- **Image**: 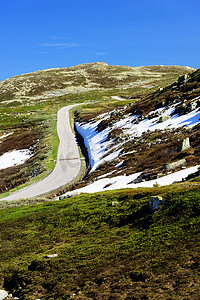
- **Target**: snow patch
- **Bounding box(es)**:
[0,132,14,140]
[115,160,124,168]
[76,121,120,172]
[63,165,199,196]
[119,107,200,137]
[0,149,33,170]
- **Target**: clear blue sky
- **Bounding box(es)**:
[0,0,199,81]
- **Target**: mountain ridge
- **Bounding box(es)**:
[0,63,194,102]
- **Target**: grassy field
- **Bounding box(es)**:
[0,182,199,299]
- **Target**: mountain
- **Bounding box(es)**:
[0,62,193,102]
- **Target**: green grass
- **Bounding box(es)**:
[0,184,199,299]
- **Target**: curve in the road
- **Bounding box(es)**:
[1,105,82,201]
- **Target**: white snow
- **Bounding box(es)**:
[0,149,33,170]
[97,171,116,179]
[75,121,118,172]
[115,160,124,168]
[118,106,200,137]
[62,165,199,196]
[111,96,125,101]
[0,132,14,140]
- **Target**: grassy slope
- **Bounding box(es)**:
[0,63,193,102]
[0,182,199,299]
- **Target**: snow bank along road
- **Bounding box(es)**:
[1,105,81,201]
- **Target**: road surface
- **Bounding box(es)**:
[1,105,82,201]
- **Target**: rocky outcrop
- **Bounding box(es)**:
[180,137,190,151]
[164,159,186,170]
[149,196,164,211]
[158,115,170,123]
[174,99,200,116]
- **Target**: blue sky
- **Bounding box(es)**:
[0,0,200,81]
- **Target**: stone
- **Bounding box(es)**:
[158,115,170,123]
[112,201,119,206]
[165,159,186,170]
[149,196,164,211]
[181,137,190,151]
[0,290,8,300]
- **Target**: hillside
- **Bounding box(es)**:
[0,62,193,102]
[0,184,199,299]
[0,63,195,198]
[0,63,199,299]
[59,68,200,197]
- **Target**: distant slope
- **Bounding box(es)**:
[0,62,194,102]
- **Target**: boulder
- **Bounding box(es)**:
[149,196,164,211]
[112,201,119,206]
[158,115,170,123]
[165,159,186,170]
[180,137,190,151]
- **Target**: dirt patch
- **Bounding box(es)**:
[0,128,39,156]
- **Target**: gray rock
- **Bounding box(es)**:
[0,290,8,300]
[165,159,186,170]
[149,196,164,211]
[181,137,190,151]
[112,201,119,206]
[158,115,170,123]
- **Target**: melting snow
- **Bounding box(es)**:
[76,121,119,172]
[75,101,199,173]
[62,165,199,196]
[0,149,33,170]
[0,132,14,140]
[115,160,124,168]
[119,106,200,137]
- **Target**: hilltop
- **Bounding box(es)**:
[0,62,193,102]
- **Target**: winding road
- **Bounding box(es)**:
[1,105,82,201]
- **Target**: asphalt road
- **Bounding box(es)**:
[1,105,82,201]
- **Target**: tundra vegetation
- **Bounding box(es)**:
[0,63,199,299]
